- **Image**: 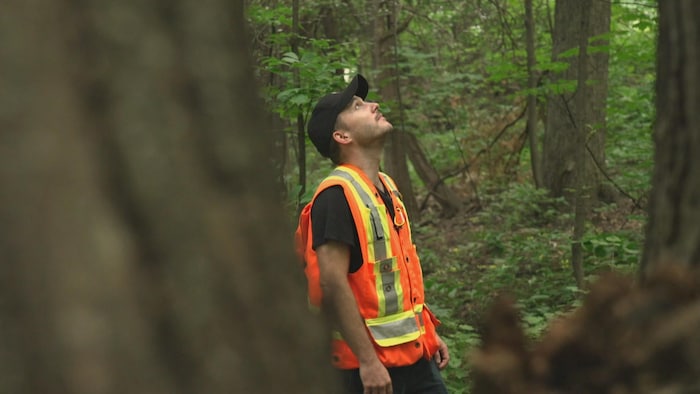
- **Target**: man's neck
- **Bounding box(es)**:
[342,151,383,189]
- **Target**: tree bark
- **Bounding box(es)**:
[543,0,610,205]
[570,0,592,290]
[371,0,420,219]
[0,1,336,393]
[641,1,700,277]
[371,0,459,219]
[524,0,543,188]
[404,133,461,217]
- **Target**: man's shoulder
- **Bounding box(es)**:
[314,184,345,201]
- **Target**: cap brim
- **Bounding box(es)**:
[337,74,369,111]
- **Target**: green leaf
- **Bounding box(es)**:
[557,46,579,59]
[289,94,310,106]
[281,51,299,64]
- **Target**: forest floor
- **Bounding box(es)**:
[413,194,647,335]
[411,194,648,391]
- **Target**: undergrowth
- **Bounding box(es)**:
[416,183,645,393]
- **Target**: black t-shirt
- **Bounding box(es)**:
[311,185,395,273]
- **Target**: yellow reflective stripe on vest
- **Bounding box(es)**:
[414,304,426,333]
[330,167,403,316]
[379,172,400,198]
[366,309,421,347]
[333,305,427,347]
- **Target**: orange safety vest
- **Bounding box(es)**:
[295,164,441,369]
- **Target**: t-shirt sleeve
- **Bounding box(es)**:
[311,186,357,250]
[311,185,363,273]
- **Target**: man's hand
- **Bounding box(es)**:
[359,359,392,394]
[433,335,450,370]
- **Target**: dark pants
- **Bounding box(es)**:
[340,358,448,394]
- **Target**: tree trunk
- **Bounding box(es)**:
[543,0,610,205]
[570,0,592,290]
[370,0,459,219]
[524,0,543,188]
[371,0,420,219]
[247,0,288,199]
[640,1,700,278]
[404,133,461,217]
[0,1,336,393]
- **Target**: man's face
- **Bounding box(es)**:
[336,96,393,145]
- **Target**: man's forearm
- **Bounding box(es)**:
[323,278,381,366]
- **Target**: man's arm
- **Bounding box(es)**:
[316,240,392,393]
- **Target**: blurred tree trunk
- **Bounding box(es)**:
[0,1,335,393]
[641,1,700,278]
[542,0,611,205]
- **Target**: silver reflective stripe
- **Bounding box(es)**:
[331,169,387,260]
[378,258,400,315]
[368,315,420,340]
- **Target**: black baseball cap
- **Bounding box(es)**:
[307,74,369,158]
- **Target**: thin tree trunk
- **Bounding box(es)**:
[0,1,335,393]
[571,0,592,290]
[525,0,543,188]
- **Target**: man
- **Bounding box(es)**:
[296,74,449,394]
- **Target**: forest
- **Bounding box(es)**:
[246,0,658,391]
[0,0,699,393]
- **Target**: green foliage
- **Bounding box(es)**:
[582,230,641,273]
[262,41,355,121]
[248,2,359,202]
[606,2,656,198]
[425,293,480,394]
[422,181,643,391]
[248,3,356,123]
[246,3,293,32]
[248,1,656,392]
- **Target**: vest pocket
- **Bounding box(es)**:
[365,310,421,347]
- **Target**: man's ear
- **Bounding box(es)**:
[332,130,351,146]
